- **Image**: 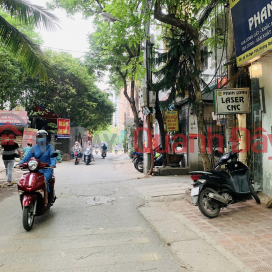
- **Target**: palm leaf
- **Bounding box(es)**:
[0,15,54,80]
[0,0,59,30]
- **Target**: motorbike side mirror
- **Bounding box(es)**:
[50,152,58,158]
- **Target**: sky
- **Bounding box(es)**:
[31,0,108,90]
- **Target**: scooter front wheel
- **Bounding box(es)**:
[23,205,35,231]
[250,185,261,204]
[198,188,221,219]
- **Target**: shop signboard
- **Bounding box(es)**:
[231,0,272,66]
[0,110,27,126]
[165,111,179,131]
[57,118,70,138]
[214,88,251,114]
[22,128,38,148]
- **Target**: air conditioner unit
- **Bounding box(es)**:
[138,87,148,107]
[149,91,156,107]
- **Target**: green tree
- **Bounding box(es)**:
[0,10,45,109]
[0,0,58,80]
[27,51,115,132]
[48,0,148,130]
[0,47,114,132]
[153,0,223,171]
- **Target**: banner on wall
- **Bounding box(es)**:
[57,118,70,138]
[231,0,272,66]
[165,111,179,131]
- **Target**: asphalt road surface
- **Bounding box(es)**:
[0,153,185,272]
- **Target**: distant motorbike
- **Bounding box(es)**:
[133,152,163,173]
[190,150,260,219]
[17,153,58,231]
[95,148,99,154]
[84,147,92,165]
[74,151,80,165]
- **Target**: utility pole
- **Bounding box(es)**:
[226,7,236,153]
[143,0,152,175]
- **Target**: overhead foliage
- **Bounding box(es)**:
[0,48,114,132]
[0,0,59,80]
[48,0,149,128]
[153,30,200,109]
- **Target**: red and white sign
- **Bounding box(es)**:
[0,110,27,125]
[217,78,228,88]
[57,118,70,138]
[22,128,38,148]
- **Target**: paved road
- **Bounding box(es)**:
[0,153,185,272]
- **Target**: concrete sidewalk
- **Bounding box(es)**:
[137,178,272,272]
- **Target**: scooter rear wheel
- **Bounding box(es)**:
[198,188,221,218]
[136,161,144,173]
[23,205,34,231]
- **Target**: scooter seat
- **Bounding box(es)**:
[210,171,230,179]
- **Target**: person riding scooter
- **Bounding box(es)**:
[16,130,56,207]
[101,143,107,157]
[71,142,82,159]
[84,141,95,162]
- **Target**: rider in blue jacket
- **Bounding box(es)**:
[18,130,56,192]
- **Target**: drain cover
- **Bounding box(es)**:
[83,196,114,206]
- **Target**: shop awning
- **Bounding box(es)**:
[32,104,67,124]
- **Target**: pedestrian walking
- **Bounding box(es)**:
[115,144,118,155]
[1,132,22,186]
[23,142,31,157]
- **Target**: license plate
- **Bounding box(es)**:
[191,187,200,196]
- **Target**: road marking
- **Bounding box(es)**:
[1,253,162,271]
[0,227,144,241]
[0,237,150,254]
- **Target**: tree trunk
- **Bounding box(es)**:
[129,80,140,129]
[154,0,211,170]
[193,38,211,171]
[129,80,143,150]
[155,91,167,166]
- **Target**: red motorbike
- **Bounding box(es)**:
[17,153,58,231]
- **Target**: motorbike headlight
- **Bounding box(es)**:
[28,161,38,171]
